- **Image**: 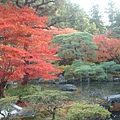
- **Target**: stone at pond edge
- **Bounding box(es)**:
[59,84,78,91]
[104,94,120,103]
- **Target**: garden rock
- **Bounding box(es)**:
[17,109,34,116]
[59,74,66,83]
[104,94,120,103]
[0,110,8,119]
[10,104,35,117]
[59,84,78,91]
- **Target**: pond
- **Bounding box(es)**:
[79,81,120,98]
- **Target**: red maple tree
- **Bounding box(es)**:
[0,4,61,97]
[93,35,120,63]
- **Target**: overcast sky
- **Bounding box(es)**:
[70,0,120,12]
[70,0,120,25]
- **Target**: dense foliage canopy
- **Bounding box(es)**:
[52,32,97,65]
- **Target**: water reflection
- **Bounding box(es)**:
[78,82,120,98]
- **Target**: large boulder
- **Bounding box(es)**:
[104,94,120,103]
[59,84,78,91]
[0,110,8,119]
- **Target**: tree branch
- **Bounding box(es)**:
[15,0,55,8]
[48,9,78,27]
[24,0,38,6]
[34,0,55,12]
[16,0,22,8]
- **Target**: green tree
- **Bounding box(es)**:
[64,60,107,81]
[105,0,117,25]
[110,11,120,38]
[48,1,99,34]
[100,61,120,77]
[105,0,120,38]
[111,26,120,38]
[86,22,99,34]
[48,2,88,29]
[52,32,97,65]
[89,4,106,34]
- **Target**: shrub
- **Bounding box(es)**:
[6,85,41,97]
[59,102,110,120]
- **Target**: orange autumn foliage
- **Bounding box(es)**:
[93,35,120,63]
[0,4,61,84]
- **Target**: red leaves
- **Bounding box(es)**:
[93,35,120,63]
[0,4,61,83]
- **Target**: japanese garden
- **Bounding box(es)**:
[0,0,120,120]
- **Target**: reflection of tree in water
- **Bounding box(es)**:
[76,82,120,100]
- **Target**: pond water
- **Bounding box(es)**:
[78,81,120,98]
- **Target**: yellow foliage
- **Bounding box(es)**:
[74,88,81,95]
[69,68,74,72]
[58,65,69,71]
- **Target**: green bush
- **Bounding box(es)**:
[63,102,110,120]
[5,85,71,104]
[6,85,41,97]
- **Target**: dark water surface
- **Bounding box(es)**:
[78,81,120,96]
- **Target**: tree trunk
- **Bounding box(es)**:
[0,81,7,98]
[52,108,56,120]
[22,72,29,85]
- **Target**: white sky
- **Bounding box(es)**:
[70,0,120,24]
[70,0,120,12]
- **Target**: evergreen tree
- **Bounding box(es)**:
[105,0,117,26]
[89,4,106,34]
[64,60,107,81]
[52,32,97,65]
[105,0,120,38]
